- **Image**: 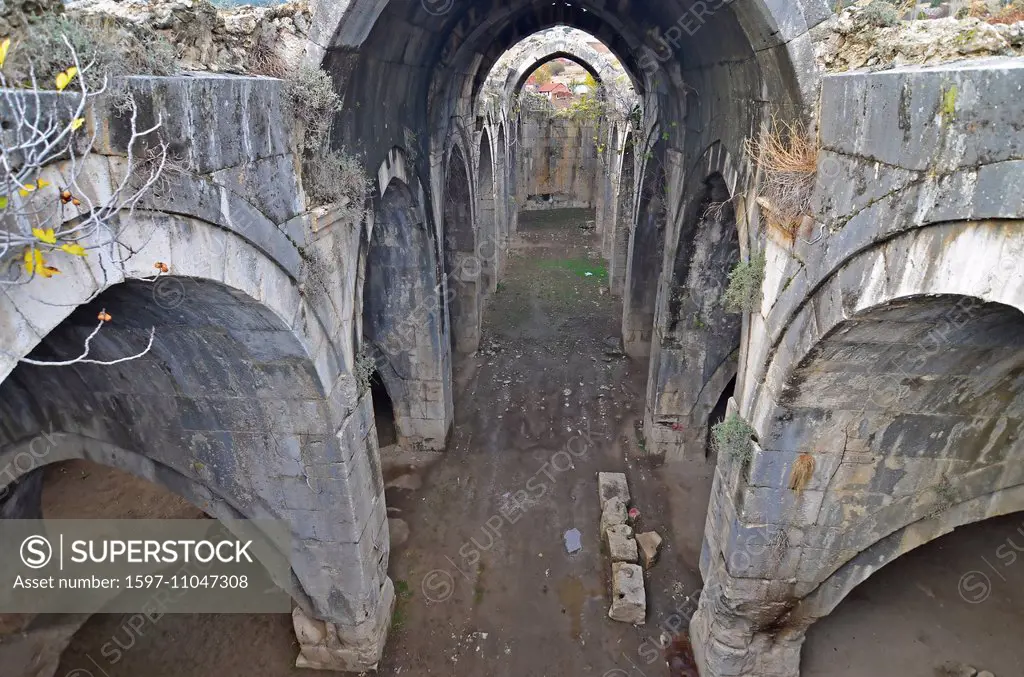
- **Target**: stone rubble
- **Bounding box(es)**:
[604,523,638,563]
[635,531,662,569]
[813,2,1024,72]
[64,0,312,74]
[597,471,630,504]
[599,495,627,534]
[598,472,648,624]
[608,562,646,624]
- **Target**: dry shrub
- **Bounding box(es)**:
[788,453,816,494]
[987,3,1024,23]
[745,116,818,234]
[304,148,371,216]
[283,65,341,152]
[5,14,177,88]
[250,39,287,78]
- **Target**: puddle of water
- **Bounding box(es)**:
[557,575,587,640]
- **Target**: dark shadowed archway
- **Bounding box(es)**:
[622,138,667,359]
[364,177,452,449]
[644,172,741,459]
[443,144,481,356]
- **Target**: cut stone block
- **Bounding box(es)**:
[605,523,637,563]
[598,472,630,505]
[635,531,663,569]
[600,496,627,534]
[608,562,645,624]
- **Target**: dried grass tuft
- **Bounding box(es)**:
[745,116,818,236]
[788,453,816,494]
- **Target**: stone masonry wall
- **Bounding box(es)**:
[693,58,1024,677]
[517,110,602,211]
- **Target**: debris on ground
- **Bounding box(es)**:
[605,523,638,563]
[635,531,663,569]
[608,562,646,624]
[564,528,583,554]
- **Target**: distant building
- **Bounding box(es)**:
[538,82,573,107]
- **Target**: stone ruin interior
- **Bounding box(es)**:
[1,0,1023,676]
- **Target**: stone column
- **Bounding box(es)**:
[290,393,397,671]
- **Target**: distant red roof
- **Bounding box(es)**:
[538,82,571,94]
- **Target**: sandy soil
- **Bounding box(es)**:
[47,209,1023,677]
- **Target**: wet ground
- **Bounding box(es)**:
[48,208,1024,677]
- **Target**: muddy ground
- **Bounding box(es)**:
[50,209,1023,677]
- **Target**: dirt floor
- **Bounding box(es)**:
[376,208,707,677]
[47,208,1024,677]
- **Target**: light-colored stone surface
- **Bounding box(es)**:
[608,562,646,625]
[68,0,313,73]
[812,7,1024,73]
[635,531,662,569]
[605,523,638,563]
[600,496,628,534]
[598,472,631,505]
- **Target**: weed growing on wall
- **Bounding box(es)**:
[354,345,377,395]
[859,1,900,27]
[282,65,371,217]
[723,252,766,314]
[711,413,755,463]
[283,65,341,152]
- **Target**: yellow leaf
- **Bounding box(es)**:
[0,39,10,69]
[61,243,87,257]
[18,184,35,197]
[55,67,78,92]
[24,248,34,274]
[32,227,57,244]
[36,179,50,188]
[70,117,85,131]
[0,196,7,209]
[40,265,60,278]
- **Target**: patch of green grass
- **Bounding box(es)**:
[391,579,413,630]
[538,258,609,280]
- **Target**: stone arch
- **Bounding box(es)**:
[503,45,628,103]
[363,173,452,450]
[693,219,1024,677]
[0,230,394,669]
[793,484,1024,630]
[643,142,744,459]
[443,141,481,356]
[477,128,499,294]
[0,431,308,587]
[622,136,668,359]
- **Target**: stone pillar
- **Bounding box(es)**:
[609,148,634,297]
[449,253,482,354]
[293,578,396,671]
[690,400,820,677]
[289,393,396,671]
